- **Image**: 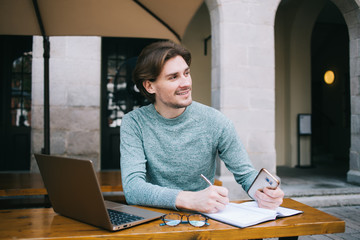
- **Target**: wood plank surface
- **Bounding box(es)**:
[0,199,345,240]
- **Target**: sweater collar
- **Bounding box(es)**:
[150,102,193,125]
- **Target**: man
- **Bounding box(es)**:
[120,41,284,213]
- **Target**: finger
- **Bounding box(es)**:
[213,186,229,197]
[214,187,230,205]
[216,194,230,205]
[210,198,228,212]
[207,187,229,205]
[214,201,227,211]
[262,188,284,206]
[255,189,278,203]
[257,200,278,210]
[263,187,284,198]
[201,199,225,213]
[255,190,283,209]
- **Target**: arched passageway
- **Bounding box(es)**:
[275,0,360,184]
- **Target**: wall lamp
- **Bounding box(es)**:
[324,70,335,85]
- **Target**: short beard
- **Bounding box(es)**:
[165,99,192,109]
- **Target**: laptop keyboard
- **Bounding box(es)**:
[107,209,145,225]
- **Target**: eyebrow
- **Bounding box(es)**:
[164,67,190,78]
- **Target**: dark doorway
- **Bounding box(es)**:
[311,1,350,174]
[101,38,160,170]
[0,36,33,171]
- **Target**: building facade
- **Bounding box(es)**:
[1,0,359,200]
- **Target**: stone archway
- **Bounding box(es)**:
[204,0,360,199]
[275,0,360,184]
[330,0,360,184]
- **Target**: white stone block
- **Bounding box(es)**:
[221,2,248,23]
[222,87,250,109]
[223,24,273,48]
[31,58,43,84]
[30,105,43,129]
[50,106,100,132]
[50,58,100,86]
[49,37,67,58]
[67,85,100,107]
[248,152,277,173]
[350,76,360,96]
[49,83,67,106]
[248,130,276,153]
[247,66,275,89]
[66,37,101,60]
[247,1,278,26]
[31,80,44,105]
[67,131,100,155]
[50,130,66,154]
[248,46,274,68]
[32,36,44,58]
[68,107,100,131]
[249,88,275,110]
[222,45,248,69]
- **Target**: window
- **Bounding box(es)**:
[10,52,32,127]
[101,38,160,169]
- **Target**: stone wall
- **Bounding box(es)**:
[31,36,101,171]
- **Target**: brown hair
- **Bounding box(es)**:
[133,41,191,103]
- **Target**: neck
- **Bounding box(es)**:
[154,104,186,119]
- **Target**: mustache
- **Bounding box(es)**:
[175,87,191,94]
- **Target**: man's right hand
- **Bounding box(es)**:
[175,186,229,213]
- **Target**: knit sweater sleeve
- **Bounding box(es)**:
[120,113,181,210]
[217,119,258,192]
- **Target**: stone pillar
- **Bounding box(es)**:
[206,0,280,199]
[31,36,101,171]
[338,0,360,184]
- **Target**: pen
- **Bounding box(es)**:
[200,174,213,186]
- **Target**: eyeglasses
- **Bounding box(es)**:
[160,213,210,227]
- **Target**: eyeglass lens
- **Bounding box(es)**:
[162,213,208,227]
[163,213,182,226]
[188,214,207,227]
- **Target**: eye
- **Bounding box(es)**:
[184,70,190,77]
[168,74,178,80]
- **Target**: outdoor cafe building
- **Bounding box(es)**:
[1,0,360,199]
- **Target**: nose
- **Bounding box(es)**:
[179,73,191,88]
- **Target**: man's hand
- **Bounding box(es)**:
[254,187,284,209]
[176,186,229,213]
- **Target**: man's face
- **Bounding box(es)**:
[144,55,192,117]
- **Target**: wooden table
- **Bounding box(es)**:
[0,171,123,197]
[0,199,345,240]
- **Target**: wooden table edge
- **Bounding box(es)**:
[0,198,345,240]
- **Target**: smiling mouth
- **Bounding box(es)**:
[176,88,191,96]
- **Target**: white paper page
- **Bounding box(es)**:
[276,206,303,217]
[240,201,303,217]
[206,203,277,227]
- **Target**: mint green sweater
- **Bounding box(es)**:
[120,101,257,210]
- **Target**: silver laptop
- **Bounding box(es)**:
[34,154,164,231]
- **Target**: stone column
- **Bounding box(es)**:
[31,36,102,171]
[337,0,360,184]
[206,0,280,199]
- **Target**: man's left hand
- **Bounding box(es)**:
[254,187,284,209]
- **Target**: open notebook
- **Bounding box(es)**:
[203,201,303,228]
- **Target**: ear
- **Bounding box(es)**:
[143,80,156,94]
